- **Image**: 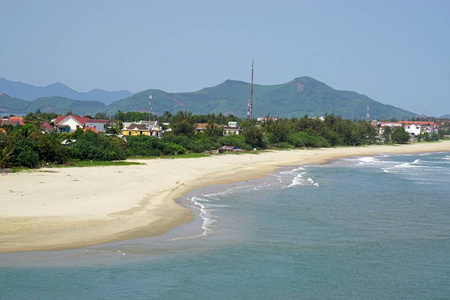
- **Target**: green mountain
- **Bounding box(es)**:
[26,97,107,115]
[1,77,417,120]
[108,77,416,120]
[0,94,106,116]
[0,94,29,112]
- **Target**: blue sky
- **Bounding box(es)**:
[1,0,449,116]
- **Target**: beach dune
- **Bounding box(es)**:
[1,141,449,253]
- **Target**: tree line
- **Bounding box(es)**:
[1,110,447,169]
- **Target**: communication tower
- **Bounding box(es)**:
[247,59,254,120]
[366,105,370,122]
[149,95,153,121]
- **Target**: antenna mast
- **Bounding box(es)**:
[248,59,254,120]
[366,104,370,122]
[149,95,152,121]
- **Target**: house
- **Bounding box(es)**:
[84,126,99,133]
[257,117,278,123]
[54,115,109,132]
[195,123,220,134]
[377,121,403,134]
[400,121,439,137]
[195,123,209,133]
[377,121,439,138]
[121,120,162,138]
[40,121,55,133]
[85,119,109,132]
[2,116,25,126]
[223,121,241,136]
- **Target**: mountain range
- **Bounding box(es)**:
[0,77,418,120]
[0,78,132,105]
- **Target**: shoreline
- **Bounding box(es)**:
[1,141,450,253]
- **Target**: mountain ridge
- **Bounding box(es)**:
[0,78,132,104]
[0,76,419,120]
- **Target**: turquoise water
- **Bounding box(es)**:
[1,152,450,299]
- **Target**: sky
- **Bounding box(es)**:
[1,0,449,116]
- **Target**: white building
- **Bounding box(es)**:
[54,115,109,132]
[223,121,240,136]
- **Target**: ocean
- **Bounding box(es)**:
[1,151,449,299]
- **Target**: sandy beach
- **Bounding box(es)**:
[1,141,449,253]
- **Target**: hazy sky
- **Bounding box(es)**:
[1,0,449,116]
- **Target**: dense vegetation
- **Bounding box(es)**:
[1,111,448,170]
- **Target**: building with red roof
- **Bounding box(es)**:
[2,116,25,126]
[83,126,99,133]
[40,121,55,133]
[377,120,439,137]
[54,115,109,132]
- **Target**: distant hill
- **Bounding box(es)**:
[440,114,450,119]
[0,78,132,104]
[108,77,416,120]
[0,94,29,113]
[0,94,106,116]
[0,77,417,120]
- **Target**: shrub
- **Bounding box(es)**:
[71,131,125,161]
[11,135,39,168]
[126,135,186,156]
[275,142,294,149]
[218,135,252,151]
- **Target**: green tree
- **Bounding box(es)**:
[71,131,125,161]
[0,133,13,168]
[94,112,109,120]
[243,122,265,149]
[391,126,410,144]
[205,123,223,141]
[37,132,68,164]
[11,135,39,168]
[266,119,291,144]
[172,111,195,137]
[127,135,185,156]
[115,110,126,122]
[382,126,392,144]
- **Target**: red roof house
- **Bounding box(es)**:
[54,115,108,132]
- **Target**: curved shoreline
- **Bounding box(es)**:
[1,141,450,253]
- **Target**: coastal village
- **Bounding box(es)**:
[0,113,447,145]
[3,2,450,298]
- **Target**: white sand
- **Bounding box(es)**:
[1,141,449,252]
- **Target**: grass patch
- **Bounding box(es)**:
[129,153,210,160]
[161,153,210,159]
[54,160,143,168]
[11,167,32,173]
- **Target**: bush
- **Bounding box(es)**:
[391,127,410,144]
[71,131,126,161]
[0,134,13,168]
[218,135,252,151]
[163,134,220,153]
[126,135,186,156]
[306,135,330,148]
[287,132,309,147]
[274,142,294,149]
[163,135,202,152]
[37,133,68,164]
[11,135,40,168]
